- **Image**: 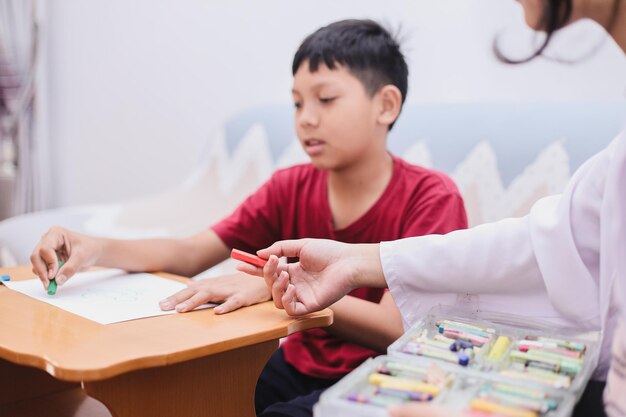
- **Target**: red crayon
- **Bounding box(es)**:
[231,248,268,268]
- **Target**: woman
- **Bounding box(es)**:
[240,0,626,415]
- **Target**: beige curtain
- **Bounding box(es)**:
[0,0,42,217]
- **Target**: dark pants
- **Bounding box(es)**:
[255,348,340,417]
[573,380,606,417]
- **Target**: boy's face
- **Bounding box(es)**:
[292,61,385,171]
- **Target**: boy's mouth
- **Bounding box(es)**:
[303,139,326,156]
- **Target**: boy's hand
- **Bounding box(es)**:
[244,239,384,316]
[389,404,461,417]
[159,273,271,314]
[30,226,102,290]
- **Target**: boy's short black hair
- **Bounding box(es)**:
[293,19,408,129]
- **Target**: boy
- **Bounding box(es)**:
[30,20,467,417]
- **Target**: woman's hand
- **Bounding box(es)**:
[237,238,385,316]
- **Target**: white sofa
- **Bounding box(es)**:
[1,102,625,274]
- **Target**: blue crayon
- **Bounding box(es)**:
[1,274,10,282]
[458,351,470,366]
[450,340,473,351]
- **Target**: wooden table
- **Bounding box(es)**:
[0,266,333,417]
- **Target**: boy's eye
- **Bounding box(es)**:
[319,97,336,104]
[293,102,302,109]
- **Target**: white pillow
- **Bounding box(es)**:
[447,140,571,226]
[85,124,277,239]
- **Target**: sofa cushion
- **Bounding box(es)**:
[0,102,624,266]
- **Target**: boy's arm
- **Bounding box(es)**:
[326,291,403,352]
[31,227,230,289]
[158,172,288,314]
[99,229,231,276]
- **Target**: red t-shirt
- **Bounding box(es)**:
[212,155,467,379]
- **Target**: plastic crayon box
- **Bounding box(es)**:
[387,306,600,396]
[314,356,453,417]
[313,355,576,417]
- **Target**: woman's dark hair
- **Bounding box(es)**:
[495,0,620,64]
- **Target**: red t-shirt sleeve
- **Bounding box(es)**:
[400,174,468,238]
[211,172,284,253]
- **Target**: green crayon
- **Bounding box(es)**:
[47,260,63,296]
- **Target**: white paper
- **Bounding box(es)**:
[3,269,215,324]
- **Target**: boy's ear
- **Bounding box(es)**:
[376,85,402,127]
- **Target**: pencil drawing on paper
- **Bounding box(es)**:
[80,288,141,302]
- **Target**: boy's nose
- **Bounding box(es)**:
[297,106,320,128]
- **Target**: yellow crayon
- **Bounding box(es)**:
[368,373,440,396]
[470,398,538,417]
[487,336,510,361]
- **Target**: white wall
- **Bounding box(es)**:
[45,0,626,207]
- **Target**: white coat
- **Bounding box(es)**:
[381,130,626,381]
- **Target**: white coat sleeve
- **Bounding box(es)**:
[381,141,613,328]
[381,214,546,318]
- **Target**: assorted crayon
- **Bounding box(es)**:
[343,360,447,408]
[499,335,587,389]
[395,316,589,391]
[322,312,594,417]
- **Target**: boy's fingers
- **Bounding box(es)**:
[214,297,243,314]
[159,287,198,310]
[54,258,80,286]
[31,247,65,289]
[30,252,51,288]
[30,244,58,283]
[30,228,72,289]
[235,263,263,276]
[37,246,60,279]
[174,291,211,313]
